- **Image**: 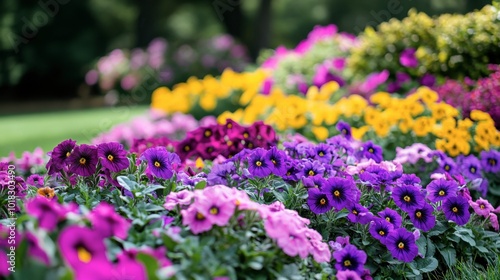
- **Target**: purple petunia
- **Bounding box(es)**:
[68,144,99,177]
[333,244,367,275]
[248,148,272,178]
[409,203,436,232]
[392,185,425,212]
[336,121,352,139]
[347,203,373,225]
[480,150,500,173]
[26,174,45,188]
[426,179,458,203]
[361,141,383,163]
[46,139,77,175]
[207,161,236,185]
[97,142,129,172]
[369,218,394,245]
[141,146,176,179]
[324,177,356,210]
[442,196,471,226]
[299,160,325,178]
[385,228,418,262]
[307,187,333,214]
[336,270,362,280]
[266,147,287,176]
[378,208,403,228]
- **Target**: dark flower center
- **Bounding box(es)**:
[227,123,233,129]
[398,242,405,249]
[403,195,411,202]
[342,129,348,135]
[247,143,254,148]
[344,260,351,267]
[416,211,422,218]
[444,165,450,171]
[256,161,262,167]
[319,198,326,205]
[184,145,191,152]
[79,158,87,165]
[368,148,374,153]
[107,154,114,161]
[438,190,446,196]
[333,190,341,197]
[379,230,385,236]
[489,158,497,166]
[209,207,218,215]
[243,132,249,138]
[154,161,161,168]
[452,206,458,213]
[308,170,315,176]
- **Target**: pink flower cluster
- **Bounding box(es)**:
[393,143,434,164]
[1,147,46,173]
[164,185,331,262]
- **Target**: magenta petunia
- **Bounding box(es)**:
[181,205,214,234]
[46,139,77,174]
[88,202,131,239]
[25,196,64,231]
[399,48,418,68]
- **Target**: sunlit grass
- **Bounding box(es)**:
[0,106,148,157]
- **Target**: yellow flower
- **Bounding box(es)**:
[311,126,329,141]
[474,134,490,151]
[415,87,438,105]
[363,107,380,126]
[435,139,447,152]
[412,116,435,137]
[444,138,470,157]
[195,157,205,169]
[458,118,473,130]
[430,103,458,120]
[470,110,494,122]
[351,126,370,140]
[200,93,217,111]
[491,131,500,146]
[370,91,392,108]
[398,117,414,134]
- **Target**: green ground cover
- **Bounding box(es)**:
[0,106,148,157]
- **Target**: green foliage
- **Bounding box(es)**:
[349,5,500,81]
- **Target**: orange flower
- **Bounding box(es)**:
[37,187,55,199]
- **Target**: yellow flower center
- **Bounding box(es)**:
[66,151,71,158]
[489,159,497,166]
[235,199,241,206]
[439,190,445,196]
[379,230,385,236]
[79,158,86,165]
[256,161,262,167]
[444,165,450,171]
[37,187,55,199]
[352,210,358,215]
[247,143,253,148]
[184,145,190,152]
[196,212,205,220]
[308,170,315,176]
[344,260,351,267]
[416,211,422,218]
[227,123,233,129]
[154,161,161,168]
[318,152,324,157]
[210,207,218,215]
[319,198,326,205]
[470,167,476,173]
[334,190,340,197]
[403,195,411,202]
[368,148,374,153]
[398,242,405,249]
[452,207,458,213]
[271,159,277,165]
[77,247,92,263]
[243,132,249,138]
[204,130,212,137]
[107,154,114,161]
[385,217,391,222]
[480,204,485,209]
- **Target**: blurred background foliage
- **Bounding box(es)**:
[0,0,491,104]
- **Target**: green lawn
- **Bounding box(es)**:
[0,106,149,157]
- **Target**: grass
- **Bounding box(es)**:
[0,105,149,157]
[429,260,500,280]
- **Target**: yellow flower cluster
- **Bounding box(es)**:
[217,84,499,156]
[150,69,268,113]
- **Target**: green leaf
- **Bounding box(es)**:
[143,185,165,194]
[453,230,476,246]
[416,257,438,273]
[426,238,436,258]
[117,176,137,192]
[416,236,427,258]
[136,253,160,280]
[476,246,489,253]
[438,247,456,267]
[194,180,207,190]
